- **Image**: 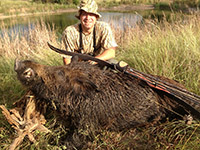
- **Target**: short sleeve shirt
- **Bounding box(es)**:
[62,21,117,57]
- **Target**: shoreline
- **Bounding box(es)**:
[0,8,77,20]
[0,4,154,20]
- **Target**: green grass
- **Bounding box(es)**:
[0,0,199,18]
[0,12,200,149]
[116,13,200,94]
[0,0,76,16]
[96,0,200,8]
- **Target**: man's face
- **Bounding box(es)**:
[80,11,97,31]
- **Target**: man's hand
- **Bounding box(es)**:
[63,57,71,65]
[89,60,97,65]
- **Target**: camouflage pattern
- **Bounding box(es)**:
[76,0,101,19]
[62,21,117,57]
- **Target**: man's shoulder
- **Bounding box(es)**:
[95,21,113,34]
[96,21,111,28]
[63,23,79,34]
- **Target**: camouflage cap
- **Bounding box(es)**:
[76,0,102,19]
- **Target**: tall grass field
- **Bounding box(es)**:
[0,12,200,149]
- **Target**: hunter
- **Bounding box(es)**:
[62,0,118,65]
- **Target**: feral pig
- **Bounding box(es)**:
[14,58,190,149]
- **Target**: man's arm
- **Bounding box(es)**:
[95,47,116,61]
[63,47,116,65]
[62,25,77,65]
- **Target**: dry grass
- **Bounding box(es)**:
[0,12,200,150]
[0,20,62,64]
[115,12,200,94]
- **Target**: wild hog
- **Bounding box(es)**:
[14,58,193,149]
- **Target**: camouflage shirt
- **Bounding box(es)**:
[62,21,117,57]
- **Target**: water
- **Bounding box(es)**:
[0,11,143,39]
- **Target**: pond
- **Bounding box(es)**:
[0,8,174,40]
[0,9,152,37]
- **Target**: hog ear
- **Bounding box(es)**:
[14,58,21,71]
[72,77,98,94]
